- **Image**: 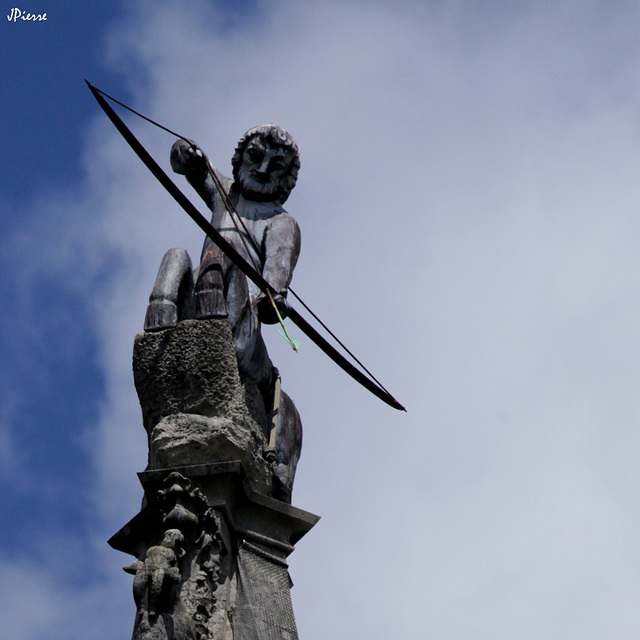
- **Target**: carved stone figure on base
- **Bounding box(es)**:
[121,473,232,640]
[131,528,184,619]
[144,125,303,502]
[113,468,317,640]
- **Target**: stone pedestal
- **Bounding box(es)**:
[110,462,318,640]
[111,319,318,639]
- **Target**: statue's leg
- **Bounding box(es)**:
[197,245,276,405]
[216,257,274,394]
[132,569,147,610]
[194,245,228,319]
[148,569,164,617]
[272,390,302,503]
[144,248,195,331]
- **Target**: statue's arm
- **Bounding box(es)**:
[170,138,219,210]
[256,214,301,324]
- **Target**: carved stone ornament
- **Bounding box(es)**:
[123,473,229,640]
[109,317,319,639]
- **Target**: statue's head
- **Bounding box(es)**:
[232,125,300,203]
[162,528,184,550]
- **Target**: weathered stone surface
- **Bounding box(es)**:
[133,319,256,434]
[111,467,319,640]
[133,318,274,493]
[121,473,233,640]
[149,414,270,491]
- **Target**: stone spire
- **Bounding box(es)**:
[110,318,318,640]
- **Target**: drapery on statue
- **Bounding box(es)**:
[144,125,303,500]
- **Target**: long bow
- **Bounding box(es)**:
[86,80,406,412]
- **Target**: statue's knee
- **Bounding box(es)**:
[144,248,195,331]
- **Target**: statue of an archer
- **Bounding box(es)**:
[144,125,302,501]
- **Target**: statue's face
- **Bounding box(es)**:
[237,137,295,202]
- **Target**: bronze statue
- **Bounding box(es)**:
[170,125,299,392]
[144,125,303,500]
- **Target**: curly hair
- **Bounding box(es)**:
[232,124,300,203]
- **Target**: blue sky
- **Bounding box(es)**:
[1,2,113,538]
[4,1,640,638]
[0,0,255,549]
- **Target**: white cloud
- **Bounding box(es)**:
[0,541,135,640]
[0,560,68,638]
[9,0,640,637]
